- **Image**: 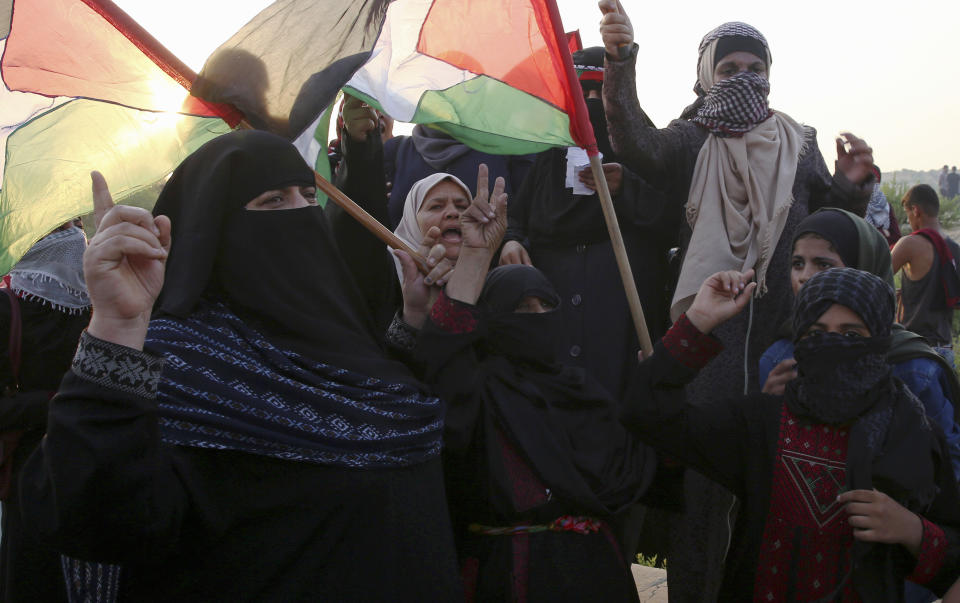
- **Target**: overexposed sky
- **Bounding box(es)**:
[117,0,959,171]
[556,0,960,172]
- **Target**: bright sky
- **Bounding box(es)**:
[116,0,960,172]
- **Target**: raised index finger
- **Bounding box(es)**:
[475,163,489,204]
[91,171,116,232]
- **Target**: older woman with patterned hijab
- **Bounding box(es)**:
[598,3,878,599]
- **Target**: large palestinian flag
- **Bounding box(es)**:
[0,0,594,275]
[345,0,596,156]
[0,0,242,274]
[0,0,389,275]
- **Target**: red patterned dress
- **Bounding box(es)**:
[621,315,960,601]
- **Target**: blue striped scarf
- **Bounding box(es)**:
[148,302,443,468]
[64,301,442,601]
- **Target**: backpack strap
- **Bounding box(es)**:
[2,287,21,395]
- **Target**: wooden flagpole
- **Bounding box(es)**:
[540,0,653,355]
[312,171,430,273]
[588,154,653,356]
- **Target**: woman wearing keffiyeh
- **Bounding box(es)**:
[598,2,877,599]
[0,224,90,602]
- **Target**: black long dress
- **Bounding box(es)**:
[0,296,88,602]
[21,353,458,601]
[504,148,677,402]
[18,130,460,601]
[417,283,656,602]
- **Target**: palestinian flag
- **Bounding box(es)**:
[192,0,389,143]
[0,0,240,274]
[344,0,596,156]
[189,0,392,208]
[0,0,392,275]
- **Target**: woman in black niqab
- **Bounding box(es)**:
[153,129,411,384]
[20,130,460,601]
[420,264,656,602]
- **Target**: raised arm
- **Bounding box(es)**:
[328,95,401,330]
[621,270,759,493]
[598,0,685,188]
[84,172,170,350]
[18,174,190,561]
[807,131,875,217]
[404,166,507,450]
[443,164,508,305]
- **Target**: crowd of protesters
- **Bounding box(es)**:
[2,1,960,601]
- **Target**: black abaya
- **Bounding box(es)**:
[418,277,656,602]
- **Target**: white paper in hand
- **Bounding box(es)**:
[565,147,601,195]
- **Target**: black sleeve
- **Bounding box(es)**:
[328,131,400,332]
[507,153,536,199]
[18,333,194,564]
[904,435,960,594]
[614,164,682,236]
[504,152,547,246]
[620,339,755,496]
[0,390,50,432]
[333,131,388,223]
[603,46,685,190]
[414,299,487,454]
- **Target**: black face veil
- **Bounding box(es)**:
[151,129,414,384]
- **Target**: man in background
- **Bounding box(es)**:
[893,184,960,367]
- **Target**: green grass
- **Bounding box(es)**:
[886,177,960,380]
[636,554,666,569]
[884,177,960,233]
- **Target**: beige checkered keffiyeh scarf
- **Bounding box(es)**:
[670,102,806,320]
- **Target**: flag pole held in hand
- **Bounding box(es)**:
[311,171,430,274]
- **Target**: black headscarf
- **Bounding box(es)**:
[479,265,562,369]
[465,266,656,516]
[791,207,896,287]
[793,267,893,342]
[788,267,944,599]
[788,267,894,424]
[573,46,615,161]
[152,129,416,385]
[792,209,860,270]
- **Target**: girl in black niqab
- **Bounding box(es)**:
[419,264,656,602]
